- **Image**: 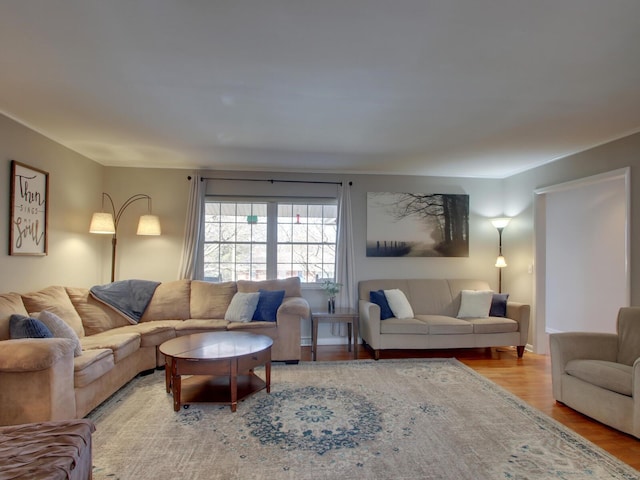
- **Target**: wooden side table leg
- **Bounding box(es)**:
[353,318,359,359]
[312,316,318,361]
[347,322,352,352]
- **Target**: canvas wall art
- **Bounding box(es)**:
[366,192,469,257]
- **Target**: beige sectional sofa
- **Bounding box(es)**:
[358,279,530,360]
[0,277,309,427]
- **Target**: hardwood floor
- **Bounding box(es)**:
[302,344,640,471]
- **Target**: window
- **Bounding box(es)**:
[203,199,337,283]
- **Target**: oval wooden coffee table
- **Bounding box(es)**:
[159,331,273,412]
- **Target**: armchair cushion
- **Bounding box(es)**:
[565,359,633,396]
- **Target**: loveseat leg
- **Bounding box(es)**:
[516,346,525,358]
[374,350,380,361]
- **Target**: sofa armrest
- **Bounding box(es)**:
[0,338,77,425]
[277,296,310,319]
[506,302,530,347]
[359,299,381,349]
[549,332,618,402]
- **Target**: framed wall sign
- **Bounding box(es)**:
[9,160,49,255]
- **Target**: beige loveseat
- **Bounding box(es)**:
[550,307,640,438]
[358,279,530,360]
[0,277,309,427]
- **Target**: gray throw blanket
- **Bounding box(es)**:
[90,279,160,325]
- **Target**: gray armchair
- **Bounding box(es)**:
[549,307,640,438]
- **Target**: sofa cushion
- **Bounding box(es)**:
[406,280,456,316]
[252,290,285,322]
[80,333,141,363]
[457,290,493,318]
[225,292,260,322]
[237,277,302,298]
[9,314,53,339]
[190,281,237,319]
[21,286,85,337]
[469,317,518,334]
[33,311,82,356]
[99,323,176,348]
[74,348,114,388]
[66,287,131,336]
[369,290,394,320]
[384,289,414,319]
[565,359,633,396]
[380,317,429,335]
[417,315,474,334]
[0,293,29,340]
[140,280,191,322]
[489,293,509,317]
[227,320,277,331]
[174,319,229,335]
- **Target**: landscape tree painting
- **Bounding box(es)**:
[366,192,469,257]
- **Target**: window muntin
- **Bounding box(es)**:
[203,200,337,283]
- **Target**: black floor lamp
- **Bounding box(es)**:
[491,217,511,293]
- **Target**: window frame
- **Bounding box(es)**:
[201,195,338,284]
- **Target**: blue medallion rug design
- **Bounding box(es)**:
[246,385,382,455]
[89,359,639,480]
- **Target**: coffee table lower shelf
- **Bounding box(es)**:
[179,373,268,410]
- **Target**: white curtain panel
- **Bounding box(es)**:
[177,174,206,279]
[332,182,356,337]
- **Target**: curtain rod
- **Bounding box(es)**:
[186,176,351,186]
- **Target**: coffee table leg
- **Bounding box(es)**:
[230,359,238,412]
[164,358,172,393]
[171,361,181,412]
[266,359,271,393]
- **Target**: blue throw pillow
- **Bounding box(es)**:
[370,290,394,320]
[252,289,286,322]
[9,314,54,339]
[489,293,509,317]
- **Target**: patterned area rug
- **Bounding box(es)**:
[89,359,639,480]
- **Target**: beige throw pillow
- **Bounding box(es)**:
[457,290,493,318]
[224,292,260,323]
[383,289,414,319]
[33,310,82,356]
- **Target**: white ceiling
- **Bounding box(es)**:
[2,1,640,179]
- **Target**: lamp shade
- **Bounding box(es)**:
[137,215,161,235]
[491,217,512,229]
[89,212,116,234]
[495,255,507,268]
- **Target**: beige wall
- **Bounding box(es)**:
[3,109,639,343]
[0,115,105,292]
[504,131,640,348]
[106,168,506,300]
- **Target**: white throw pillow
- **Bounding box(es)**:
[224,292,260,322]
[33,310,83,356]
[383,289,414,319]
[457,290,493,318]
